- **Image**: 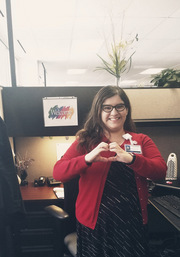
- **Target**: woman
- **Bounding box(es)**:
[53,86,167,257]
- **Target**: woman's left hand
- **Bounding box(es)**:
[108,142,133,164]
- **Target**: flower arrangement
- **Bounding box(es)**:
[15,153,34,186]
[15,153,34,181]
[95,35,138,86]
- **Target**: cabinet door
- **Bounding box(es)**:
[125,88,180,120]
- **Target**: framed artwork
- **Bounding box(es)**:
[43,97,78,127]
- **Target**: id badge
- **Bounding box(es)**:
[125,144,142,154]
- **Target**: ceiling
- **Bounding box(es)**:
[1,0,180,87]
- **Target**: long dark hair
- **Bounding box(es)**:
[76,86,136,151]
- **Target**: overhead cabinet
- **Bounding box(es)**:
[125,88,180,121]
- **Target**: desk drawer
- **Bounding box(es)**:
[20,228,54,245]
[24,211,54,229]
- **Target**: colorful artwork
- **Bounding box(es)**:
[48,105,74,120]
[43,97,78,127]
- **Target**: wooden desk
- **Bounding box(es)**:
[20,182,63,211]
[20,182,57,200]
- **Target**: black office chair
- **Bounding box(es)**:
[45,176,79,257]
[0,116,25,257]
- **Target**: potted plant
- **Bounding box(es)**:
[150,68,180,88]
[15,153,34,185]
[95,35,138,86]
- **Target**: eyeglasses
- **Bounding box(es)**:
[102,104,126,113]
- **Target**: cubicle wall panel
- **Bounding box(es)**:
[2,87,101,136]
[2,87,180,136]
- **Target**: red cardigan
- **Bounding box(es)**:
[53,132,167,229]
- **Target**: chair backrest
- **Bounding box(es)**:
[63,176,79,236]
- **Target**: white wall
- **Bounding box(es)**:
[0,42,11,87]
[16,59,40,86]
[15,136,75,182]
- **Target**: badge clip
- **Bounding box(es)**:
[122,133,137,145]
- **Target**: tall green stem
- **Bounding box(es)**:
[116,77,120,86]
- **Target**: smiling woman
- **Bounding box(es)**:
[53,85,167,257]
[101,95,128,136]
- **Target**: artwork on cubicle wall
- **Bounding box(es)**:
[43,96,78,127]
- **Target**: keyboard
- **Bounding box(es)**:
[153,195,180,218]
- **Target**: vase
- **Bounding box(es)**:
[20,170,28,186]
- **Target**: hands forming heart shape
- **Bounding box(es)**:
[85,142,133,164]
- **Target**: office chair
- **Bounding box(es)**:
[45,176,79,257]
[0,117,25,257]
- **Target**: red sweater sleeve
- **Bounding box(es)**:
[53,140,88,182]
[129,134,167,181]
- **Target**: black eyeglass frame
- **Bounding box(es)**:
[102,104,126,113]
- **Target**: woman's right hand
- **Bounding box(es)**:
[85,142,109,164]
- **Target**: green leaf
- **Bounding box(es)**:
[95,36,137,81]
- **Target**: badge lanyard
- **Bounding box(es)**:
[123,133,142,154]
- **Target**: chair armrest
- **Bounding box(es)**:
[45,205,69,219]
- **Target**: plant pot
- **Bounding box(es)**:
[20,170,28,186]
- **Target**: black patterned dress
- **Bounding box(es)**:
[77,162,148,257]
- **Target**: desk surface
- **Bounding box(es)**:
[20,182,60,200]
[148,197,180,232]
